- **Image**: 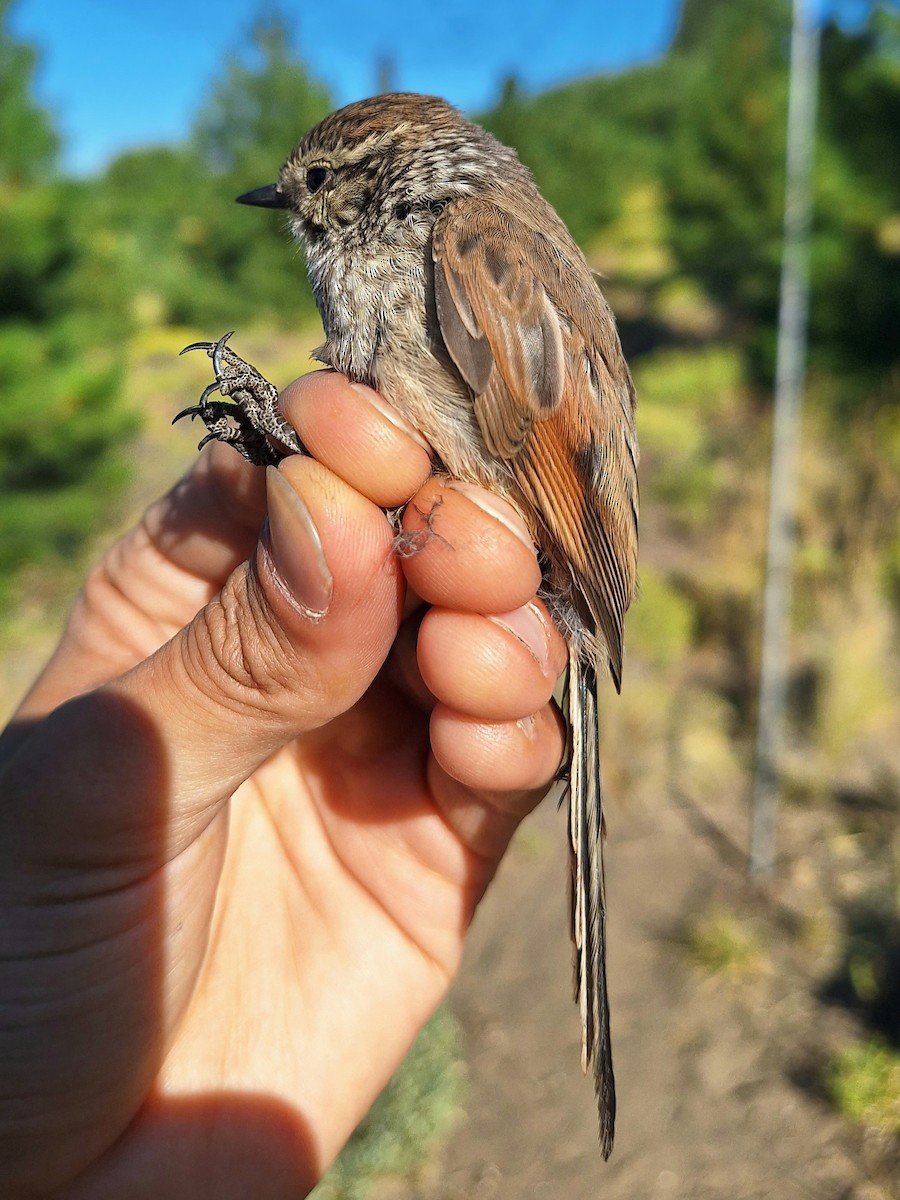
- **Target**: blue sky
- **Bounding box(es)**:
[9,0,683,174]
[8,0,887,176]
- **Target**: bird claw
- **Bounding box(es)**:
[178,330,235,364]
[172,382,223,426]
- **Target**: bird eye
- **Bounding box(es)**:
[306,166,329,193]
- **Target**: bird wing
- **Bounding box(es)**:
[432,196,638,687]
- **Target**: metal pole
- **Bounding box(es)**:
[750,0,820,877]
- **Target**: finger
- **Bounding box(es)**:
[427,704,566,861]
[431,704,566,795]
[7,456,405,868]
[280,371,433,507]
[399,478,541,613]
[417,600,567,720]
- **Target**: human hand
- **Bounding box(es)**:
[0,370,567,1199]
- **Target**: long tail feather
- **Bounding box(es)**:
[568,648,615,1159]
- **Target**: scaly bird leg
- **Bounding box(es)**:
[174,331,305,466]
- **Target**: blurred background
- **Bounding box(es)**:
[1,0,898,1194]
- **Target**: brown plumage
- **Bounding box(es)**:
[236,92,639,1158]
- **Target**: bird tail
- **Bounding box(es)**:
[568,647,616,1159]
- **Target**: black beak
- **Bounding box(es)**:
[236,184,288,209]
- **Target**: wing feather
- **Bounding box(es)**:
[432,197,638,682]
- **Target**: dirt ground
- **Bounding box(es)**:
[397,788,898,1200]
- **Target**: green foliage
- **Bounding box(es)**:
[633,346,744,526]
[0,7,135,596]
[808,10,900,379]
[628,566,694,669]
[595,181,674,286]
[0,324,133,589]
[0,182,72,322]
[312,1007,463,1199]
[817,9,900,208]
[827,1037,900,1135]
[665,0,900,385]
[665,0,791,339]
[481,65,678,246]
[636,345,743,418]
[0,0,58,184]
[64,146,240,331]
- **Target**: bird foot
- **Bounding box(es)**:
[174,331,305,466]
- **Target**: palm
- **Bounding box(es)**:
[152,668,486,1179]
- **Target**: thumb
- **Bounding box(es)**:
[6,455,403,869]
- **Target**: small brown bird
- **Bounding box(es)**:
[178,93,638,1158]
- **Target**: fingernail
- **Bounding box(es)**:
[264,466,333,617]
[489,602,554,676]
[350,383,433,454]
[445,481,536,556]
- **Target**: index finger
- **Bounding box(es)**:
[280,371,433,507]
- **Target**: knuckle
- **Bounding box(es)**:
[185,563,320,717]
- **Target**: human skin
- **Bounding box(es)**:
[0,369,567,1199]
